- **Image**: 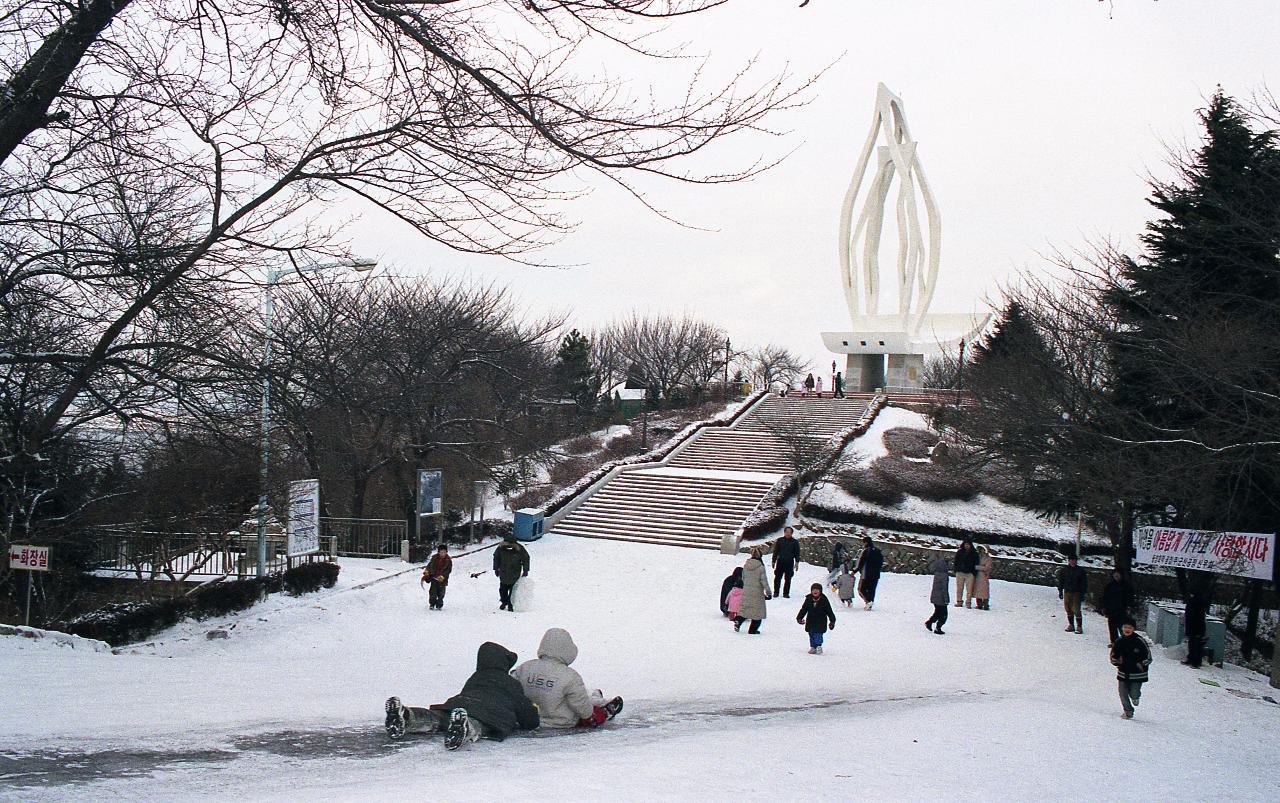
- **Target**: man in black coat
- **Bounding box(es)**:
[1056,556,1088,634]
[493,534,531,611]
[1109,619,1151,719]
[854,536,884,610]
[1101,570,1134,645]
[384,641,540,748]
[1182,587,1210,668]
[771,526,802,598]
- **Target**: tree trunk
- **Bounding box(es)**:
[0,0,133,166]
[1115,501,1134,577]
[1243,579,1262,660]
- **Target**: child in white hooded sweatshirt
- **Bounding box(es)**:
[511,628,623,728]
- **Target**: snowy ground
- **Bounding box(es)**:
[3,537,1278,801]
[809,406,1109,547]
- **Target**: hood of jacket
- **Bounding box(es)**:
[536,627,578,666]
[476,641,518,672]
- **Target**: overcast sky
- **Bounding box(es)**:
[345,0,1280,371]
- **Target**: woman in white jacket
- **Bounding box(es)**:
[511,628,622,728]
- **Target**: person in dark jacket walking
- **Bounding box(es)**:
[827,540,850,587]
[804,372,816,395]
[924,554,950,634]
[854,536,884,610]
[421,544,453,610]
[1110,619,1152,719]
[833,371,845,398]
[384,641,540,748]
[493,534,530,612]
[953,539,979,608]
[797,583,837,654]
[1056,556,1088,633]
[1182,587,1210,668]
[772,527,801,598]
[1101,570,1134,645]
[720,567,744,617]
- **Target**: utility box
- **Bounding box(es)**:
[513,509,545,542]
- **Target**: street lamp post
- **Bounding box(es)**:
[256,258,376,577]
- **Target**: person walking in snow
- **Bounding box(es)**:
[720,567,744,617]
[797,583,837,654]
[833,371,845,398]
[972,545,993,611]
[384,641,540,749]
[827,539,850,587]
[834,567,857,607]
[727,580,744,623]
[421,543,453,610]
[1110,618,1151,719]
[804,373,816,395]
[734,547,772,634]
[493,533,530,612]
[772,526,801,598]
[854,535,884,610]
[953,539,979,608]
[511,628,623,729]
[1056,556,1088,633]
[1101,570,1135,645]
[924,553,950,634]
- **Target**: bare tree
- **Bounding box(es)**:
[603,313,727,404]
[750,343,807,391]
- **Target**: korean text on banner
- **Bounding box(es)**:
[1135,527,1274,581]
[287,479,321,557]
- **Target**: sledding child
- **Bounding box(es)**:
[796,583,837,654]
[834,568,857,607]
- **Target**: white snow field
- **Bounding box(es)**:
[3,537,1278,801]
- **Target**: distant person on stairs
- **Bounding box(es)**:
[815,376,824,395]
[512,628,623,729]
[804,373,815,395]
[494,533,530,612]
[734,547,772,634]
[833,371,845,398]
[1056,556,1088,634]
[772,526,801,598]
[383,641,540,749]
[924,552,950,634]
[854,535,884,610]
[720,567,744,617]
[796,583,837,654]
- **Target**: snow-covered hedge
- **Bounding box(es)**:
[0,624,112,653]
[540,391,766,518]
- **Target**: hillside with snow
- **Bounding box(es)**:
[2,537,1277,801]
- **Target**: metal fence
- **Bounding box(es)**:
[321,517,406,557]
[88,527,340,580]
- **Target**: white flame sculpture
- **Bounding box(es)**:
[838,83,940,337]
[821,84,988,391]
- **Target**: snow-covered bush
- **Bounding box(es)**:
[836,468,906,506]
[881,427,936,459]
[283,561,341,595]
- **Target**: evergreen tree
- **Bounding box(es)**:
[1105,90,1280,533]
[555,329,597,412]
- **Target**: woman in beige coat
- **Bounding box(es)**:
[734,547,772,634]
[973,545,993,610]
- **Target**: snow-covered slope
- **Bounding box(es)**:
[811,406,1109,547]
[2,539,1276,800]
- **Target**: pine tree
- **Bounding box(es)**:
[555,329,596,412]
[1105,90,1280,532]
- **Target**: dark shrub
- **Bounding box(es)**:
[837,468,906,507]
[601,433,643,460]
[507,488,547,510]
[548,456,600,487]
[195,578,264,617]
[881,427,937,459]
[872,455,981,502]
[64,598,191,646]
[563,434,602,455]
[283,561,341,595]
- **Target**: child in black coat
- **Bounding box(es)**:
[796,583,837,654]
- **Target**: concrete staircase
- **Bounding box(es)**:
[549,394,877,550]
